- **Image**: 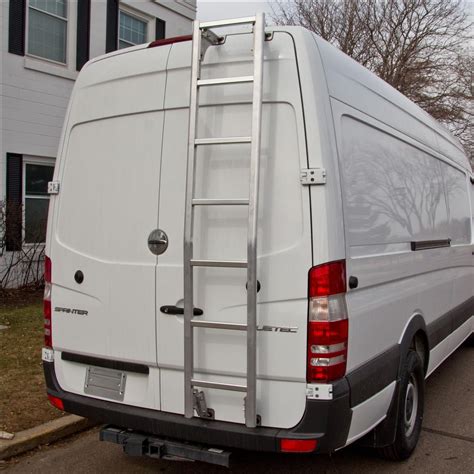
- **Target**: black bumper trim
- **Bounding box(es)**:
[61,351,149,375]
[346,345,400,407]
[43,361,352,453]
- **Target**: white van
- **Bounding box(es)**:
[42,15,473,466]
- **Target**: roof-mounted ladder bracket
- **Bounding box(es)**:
[199,16,272,54]
[300,168,327,185]
[201,28,224,47]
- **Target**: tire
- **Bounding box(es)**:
[379,350,425,461]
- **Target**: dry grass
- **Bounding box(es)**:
[0,297,65,433]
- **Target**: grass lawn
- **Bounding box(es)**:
[0,293,65,433]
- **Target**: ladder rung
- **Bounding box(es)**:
[191,379,247,392]
[200,17,256,29]
[191,320,247,331]
[197,76,254,87]
[195,137,251,146]
[192,198,249,206]
[190,259,247,268]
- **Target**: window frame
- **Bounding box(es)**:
[440,161,472,246]
[26,0,69,66]
[22,157,55,246]
[118,7,151,49]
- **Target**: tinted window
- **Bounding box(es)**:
[25,164,54,195]
[24,163,54,243]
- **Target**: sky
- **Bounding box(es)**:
[197,1,278,22]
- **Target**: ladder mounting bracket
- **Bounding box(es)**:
[201,29,224,58]
[193,389,215,419]
[244,397,262,426]
[300,168,327,185]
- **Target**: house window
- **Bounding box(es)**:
[24,162,55,244]
[119,11,148,49]
[28,0,67,63]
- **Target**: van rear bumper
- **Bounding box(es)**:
[44,361,352,453]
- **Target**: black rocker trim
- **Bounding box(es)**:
[426,297,473,349]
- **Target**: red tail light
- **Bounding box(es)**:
[148,35,192,48]
[48,394,64,411]
[280,438,317,453]
[307,260,348,383]
[309,260,346,297]
[44,256,52,348]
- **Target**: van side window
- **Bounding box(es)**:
[441,164,471,245]
[340,117,449,255]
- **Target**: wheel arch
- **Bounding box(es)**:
[398,313,430,376]
[357,312,429,448]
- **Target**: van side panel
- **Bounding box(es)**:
[331,99,473,441]
[333,104,472,370]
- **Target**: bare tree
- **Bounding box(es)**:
[272,0,473,164]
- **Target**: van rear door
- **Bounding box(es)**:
[156,32,312,429]
[49,46,169,410]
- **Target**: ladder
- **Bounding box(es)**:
[183,14,266,429]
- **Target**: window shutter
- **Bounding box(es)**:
[156,18,166,40]
[76,0,91,71]
[6,153,23,251]
[106,0,119,53]
[8,0,26,56]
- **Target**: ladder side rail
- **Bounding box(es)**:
[184,20,202,419]
[245,12,265,428]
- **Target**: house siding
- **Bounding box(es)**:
[0,0,195,287]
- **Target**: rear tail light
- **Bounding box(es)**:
[148,35,192,48]
[280,438,317,453]
[307,261,348,383]
[48,394,64,411]
[44,256,52,348]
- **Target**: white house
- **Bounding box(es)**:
[0,0,195,287]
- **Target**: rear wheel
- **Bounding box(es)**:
[380,350,424,461]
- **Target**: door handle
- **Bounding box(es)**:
[149,239,167,246]
[148,229,168,255]
[160,305,203,316]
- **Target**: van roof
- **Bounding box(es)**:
[301,28,470,171]
[85,25,470,172]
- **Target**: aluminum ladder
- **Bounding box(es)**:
[183,14,266,429]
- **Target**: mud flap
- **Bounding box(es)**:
[357,379,401,448]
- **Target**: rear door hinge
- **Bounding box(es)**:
[300,168,326,185]
[48,181,60,195]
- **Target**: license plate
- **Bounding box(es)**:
[84,366,126,401]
